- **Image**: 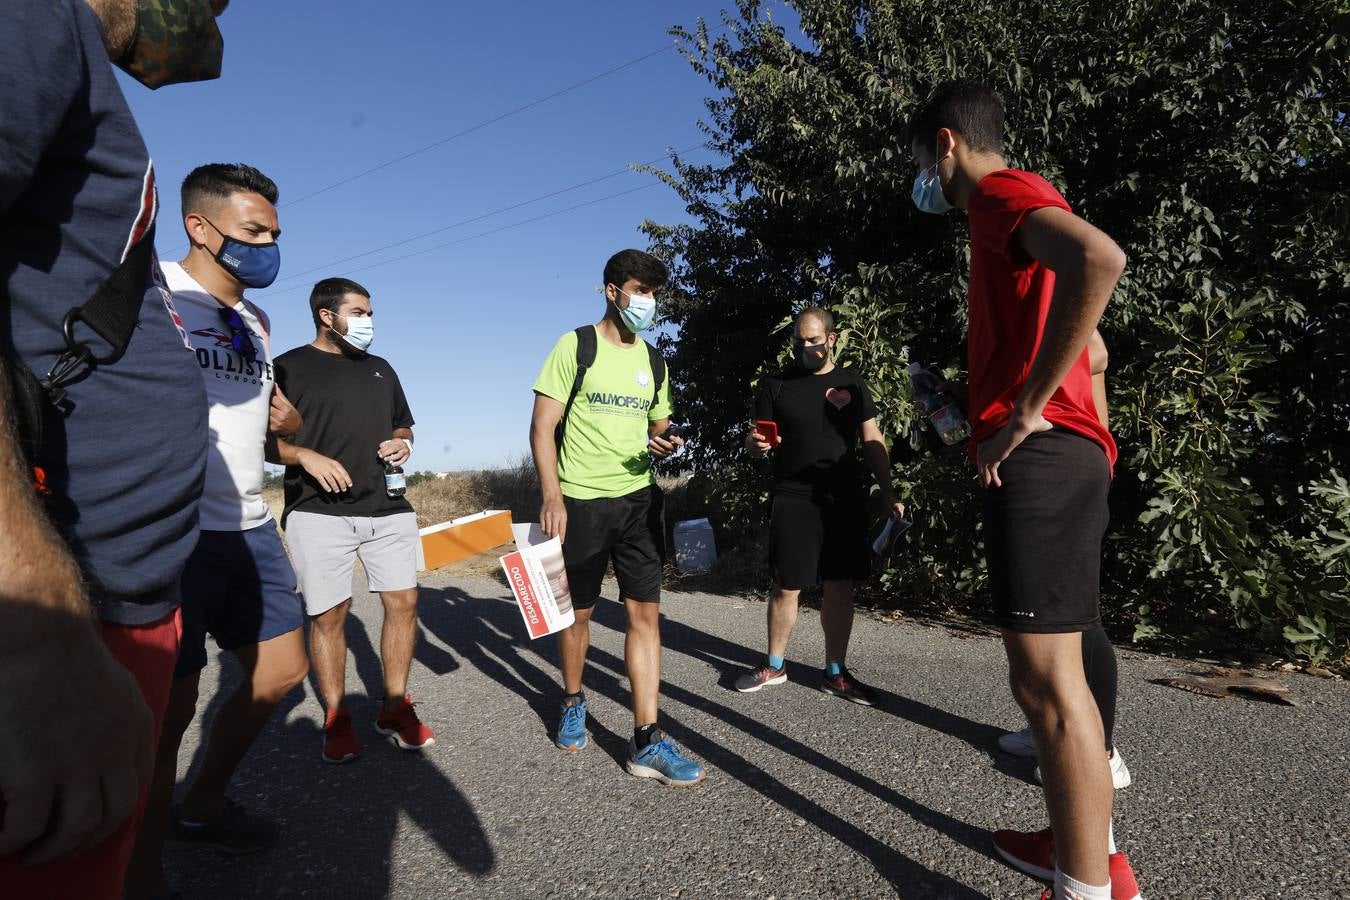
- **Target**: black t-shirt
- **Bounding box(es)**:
[755,365,878,493]
[274,345,415,521]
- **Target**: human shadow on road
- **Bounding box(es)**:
[652,601,1010,757]
[165,610,494,898]
[418,584,991,898]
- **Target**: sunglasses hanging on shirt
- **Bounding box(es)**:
[217,306,258,363]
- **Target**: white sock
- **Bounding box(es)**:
[1108,820,1118,855]
[1055,868,1111,900]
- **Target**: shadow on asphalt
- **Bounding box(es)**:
[416,584,997,898]
[674,611,1034,790]
[170,608,495,897]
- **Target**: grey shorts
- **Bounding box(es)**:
[285,511,420,615]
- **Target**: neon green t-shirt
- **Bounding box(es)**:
[533,329,673,500]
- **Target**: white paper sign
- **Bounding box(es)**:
[499,524,576,639]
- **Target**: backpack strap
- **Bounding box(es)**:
[555,325,597,448]
[644,339,666,411]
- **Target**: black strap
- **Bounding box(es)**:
[645,339,666,409]
[2,232,155,469]
[555,325,597,448]
[555,326,667,448]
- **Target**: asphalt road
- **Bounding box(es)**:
[164,571,1350,899]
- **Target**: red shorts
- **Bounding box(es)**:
[0,608,180,900]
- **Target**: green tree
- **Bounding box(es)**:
[644,0,1349,662]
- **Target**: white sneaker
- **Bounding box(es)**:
[1033,748,1133,790]
[997,725,1038,758]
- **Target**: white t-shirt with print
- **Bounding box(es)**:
[163,261,274,531]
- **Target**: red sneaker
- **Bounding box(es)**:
[1109,852,1142,900]
[322,707,361,764]
[997,827,1143,899]
[994,827,1055,880]
[375,694,435,750]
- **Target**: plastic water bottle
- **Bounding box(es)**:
[906,361,971,446]
[384,458,406,497]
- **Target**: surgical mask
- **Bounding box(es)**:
[117,0,225,89]
[332,314,374,352]
[615,288,657,333]
[795,341,830,371]
[912,148,953,215]
[204,219,280,289]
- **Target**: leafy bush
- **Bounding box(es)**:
[643,0,1349,664]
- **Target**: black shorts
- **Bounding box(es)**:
[982,429,1109,634]
[769,483,870,590]
[562,485,665,609]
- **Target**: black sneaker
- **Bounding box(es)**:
[820,667,878,706]
[166,798,278,854]
[734,661,787,693]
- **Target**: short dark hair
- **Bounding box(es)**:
[907,80,1005,156]
[797,307,836,335]
[310,277,369,327]
[181,163,279,215]
[603,249,668,292]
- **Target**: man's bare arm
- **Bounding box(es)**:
[0,367,155,863]
[976,208,1126,487]
[530,394,567,541]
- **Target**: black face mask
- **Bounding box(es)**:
[795,341,829,371]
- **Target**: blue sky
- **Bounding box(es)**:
[124,3,799,472]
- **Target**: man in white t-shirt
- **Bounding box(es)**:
[125,164,306,900]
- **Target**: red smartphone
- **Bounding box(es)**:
[755,419,780,447]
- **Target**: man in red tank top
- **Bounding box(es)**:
[909,81,1141,900]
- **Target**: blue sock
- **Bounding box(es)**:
[825,661,843,677]
[767,654,785,670]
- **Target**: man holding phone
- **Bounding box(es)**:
[529,248,704,786]
[737,308,905,704]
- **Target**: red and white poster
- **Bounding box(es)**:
[499,524,575,640]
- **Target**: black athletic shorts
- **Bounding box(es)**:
[982,429,1110,633]
[768,481,870,590]
[562,484,665,609]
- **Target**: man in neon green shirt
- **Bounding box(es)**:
[529,248,705,786]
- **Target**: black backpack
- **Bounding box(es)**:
[555,324,666,447]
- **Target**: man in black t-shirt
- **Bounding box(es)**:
[735,308,905,705]
[274,277,433,764]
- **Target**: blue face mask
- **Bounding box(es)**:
[615,287,657,333]
[204,218,281,288]
[912,147,953,215]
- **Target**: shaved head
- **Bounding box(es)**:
[797,307,835,335]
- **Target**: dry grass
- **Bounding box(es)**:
[262,459,767,590]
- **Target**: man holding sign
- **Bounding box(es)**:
[529,249,704,787]
[738,308,905,704]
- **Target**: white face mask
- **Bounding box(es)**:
[333,313,374,352]
[615,288,657,332]
[912,144,954,215]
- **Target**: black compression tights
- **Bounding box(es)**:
[1082,623,1118,752]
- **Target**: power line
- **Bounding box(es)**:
[278,35,707,210]
[266,144,704,288]
[161,26,718,257]
[258,180,666,297]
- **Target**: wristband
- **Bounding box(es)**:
[398,437,413,456]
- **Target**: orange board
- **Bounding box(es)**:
[418,510,513,571]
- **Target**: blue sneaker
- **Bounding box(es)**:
[625,731,705,786]
[556,696,588,751]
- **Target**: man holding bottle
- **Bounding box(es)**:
[273,277,432,765]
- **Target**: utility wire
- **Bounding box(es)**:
[259,180,666,297]
[266,144,703,288]
[278,34,711,210]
